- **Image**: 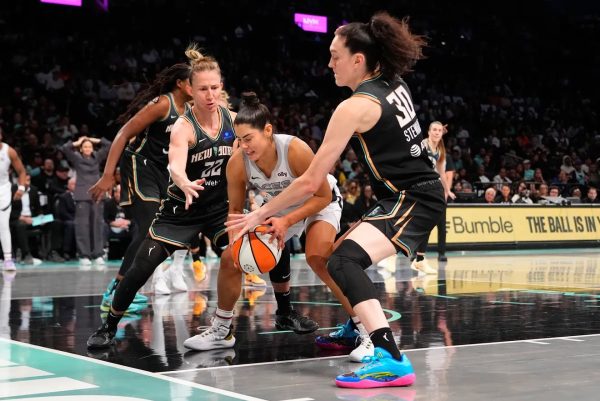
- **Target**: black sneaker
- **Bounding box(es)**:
[47,250,65,263]
[275,309,319,334]
[438,254,448,262]
[87,323,117,349]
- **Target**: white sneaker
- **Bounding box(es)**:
[410,258,437,275]
[153,269,171,295]
[183,323,235,351]
[349,334,375,362]
[93,257,106,266]
[168,266,188,292]
[79,258,92,266]
[3,260,16,271]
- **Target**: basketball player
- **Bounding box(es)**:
[0,129,27,270]
[227,12,444,388]
[89,63,193,309]
[410,121,454,274]
[87,45,236,349]
[184,92,350,351]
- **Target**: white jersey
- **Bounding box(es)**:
[244,134,342,240]
[0,143,11,188]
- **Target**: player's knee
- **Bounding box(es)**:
[327,240,375,307]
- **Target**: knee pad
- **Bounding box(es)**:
[269,247,291,283]
[327,239,376,307]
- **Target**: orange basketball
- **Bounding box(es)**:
[232,225,282,274]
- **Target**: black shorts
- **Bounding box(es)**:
[119,151,169,206]
[362,179,445,257]
[149,196,229,249]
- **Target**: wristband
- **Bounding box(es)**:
[17,185,26,192]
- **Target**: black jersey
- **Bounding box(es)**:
[129,93,184,168]
[167,105,235,207]
[349,75,438,200]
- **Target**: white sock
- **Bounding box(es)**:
[214,308,234,329]
[172,249,187,269]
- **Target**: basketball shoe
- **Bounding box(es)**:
[101,278,147,313]
[183,320,235,351]
[349,333,375,362]
[315,319,358,350]
[410,258,437,275]
[87,322,117,349]
[335,347,416,389]
[244,273,266,287]
[192,258,206,282]
[275,309,319,334]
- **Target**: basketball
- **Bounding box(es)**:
[231,225,282,274]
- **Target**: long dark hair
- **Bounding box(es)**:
[234,92,272,129]
[117,63,191,124]
[335,11,426,78]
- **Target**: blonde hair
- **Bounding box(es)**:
[219,89,232,110]
[428,120,446,165]
[185,43,221,83]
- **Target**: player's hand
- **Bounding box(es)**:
[182,178,206,210]
[13,189,24,201]
[226,209,265,242]
[447,190,456,201]
[264,216,289,249]
[89,174,114,202]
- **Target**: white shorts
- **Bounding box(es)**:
[285,199,342,242]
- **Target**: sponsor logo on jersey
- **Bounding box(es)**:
[410,144,422,157]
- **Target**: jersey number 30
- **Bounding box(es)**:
[386,86,416,127]
[201,159,224,178]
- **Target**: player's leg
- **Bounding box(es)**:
[270,246,319,334]
[87,237,179,349]
[305,219,372,361]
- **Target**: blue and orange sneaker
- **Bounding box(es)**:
[101,279,148,312]
[335,348,416,389]
[316,319,358,350]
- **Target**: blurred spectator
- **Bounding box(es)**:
[511,181,534,204]
[104,184,131,260]
[9,175,43,264]
[61,136,111,266]
[582,187,598,204]
[343,179,360,205]
[522,160,534,181]
[493,167,512,190]
[56,178,76,259]
[497,183,512,204]
[483,187,497,204]
[354,184,377,217]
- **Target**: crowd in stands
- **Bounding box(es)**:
[0,0,598,262]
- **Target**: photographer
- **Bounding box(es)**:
[511,181,534,204]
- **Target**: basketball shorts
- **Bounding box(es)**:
[362,179,445,257]
[120,150,169,206]
[286,196,343,242]
[149,197,229,249]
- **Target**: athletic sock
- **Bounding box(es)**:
[105,311,122,331]
[275,290,292,314]
[416,254,425,262]
[192,252,201,263]
[214,308,234,329]
[370,327,402,360]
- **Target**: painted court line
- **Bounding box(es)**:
[0,338,267,401]
[0,365,53,380]
[0,377,97,398]
[0,359,16,367]
[161,333,600,375]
